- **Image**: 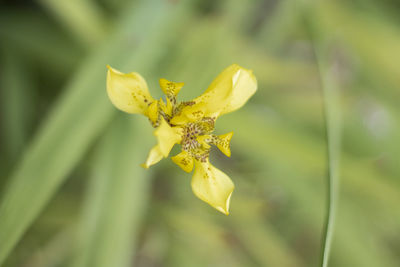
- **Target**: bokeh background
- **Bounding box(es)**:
[1,0,399,266]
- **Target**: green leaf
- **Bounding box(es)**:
[0,1,192,264]
[39,0,108,47]
[0,9,82,75]
[0,46,35,163]
[71,116,151,267]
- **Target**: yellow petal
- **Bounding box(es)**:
[154,118,182,157]
[141,145,163,169]
[169,115,188,125]
[183,64,257,119]
[166,97,173,115]
[220,66,257,115]
[196,135,212,149]
[146,100,159,125]
[159,78,184,97]
[107,65,154,114]
[171,150,194,173]
[191,160,234,215]
[170,102,207,125]
[216,132,233,157]
[158,98,172,117]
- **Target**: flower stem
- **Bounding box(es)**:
[319,64,340,267]
[314,36,341,267]
[303,8,341,267]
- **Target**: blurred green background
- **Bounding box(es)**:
[0,0,399,266]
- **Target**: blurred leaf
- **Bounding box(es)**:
[317,1,400,103]
[161,206,257,267]
[0,0,193,264]
[0,9,83,76]
[310,30,341,267]
[1,0,400,266]
[256,0,299,50]
[39,0,108,47]
[20,227,75,267]
[231,215,303,267]
[71,116,150,267]
[219,108,400,208]
[0,46,35,164]
[219,108,400,266]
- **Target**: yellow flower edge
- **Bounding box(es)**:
[153,118,182,157]
[106,65,153,114]
[171,150,194,173]
[191,160,234,215]
[141,145,163,169]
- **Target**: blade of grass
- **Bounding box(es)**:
[316,1,400,177]
[304,9,342,267]
[38,0,108,47]
[257,164,397,267]
[219,107,400,219]
[314,50,340,267]
[20,226,75,267]
[0,1,192,264]
[0,9,83,77]
[223,113,397,266]
[71,116,151,267]
[0,46,35,164]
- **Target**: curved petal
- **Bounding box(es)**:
[191,160,234,215]
[141,145,163,169]
[171,150,194,173]
[146,100,159,126]
[170,103,207,125]
[106,65,154,114]
[219,67,257,115]
[216,132,233,157]
[196,135,212,149]
[158,98,173,117]
[159,78,184,97]
[179,64,257,121]
[154,118,182,157]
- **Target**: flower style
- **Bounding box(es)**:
[106,64,257,215]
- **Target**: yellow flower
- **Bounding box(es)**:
[106,64,257,215]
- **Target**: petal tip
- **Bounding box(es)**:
[106,66,153,114]
[143,146,164,169]
[171,151,194,173]
[191,160,234,215]
[140,163,149,169]
[216,206,230,215]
